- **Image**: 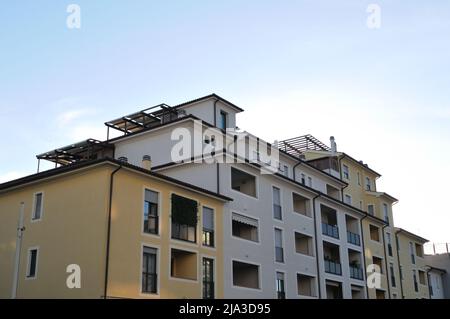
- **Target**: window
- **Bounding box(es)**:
[231,167,256,197]
[399,266,404,280]
[409,242,416,264]
[219,111,227,130]
[390,263,396,287]
[282,165,289,177]
[171,194,198,243]
[297,274,316,297]
[418,270,426,285]
[372,256,383,274]
[308,177,313,187]
[171,248,197,280]
[292,192,311,217]
[26,248,38,278]
[276,272,286,299]
[232,213,259,242]
[203,258,214,299]
[415,243,424,258]
[357,172,361,186]
[300,173,306,185]
[326,184,340,200]
[344,194,352,205]
[376,289,385,299]
[383,203,389,223]
[272,187,282,220]
[232,261,260,289]
[32,193,43,221]
[326,280,343,299]
[144,189,159,234]
[369,224,380,242]
[413,270,418,292]
[367,204,374,215]
[274,228,284,263]
[366,177,371,191]
[295,232,314,256]
[202,207,214,247]
[343,165,349,180]
[386,233,393,256]
[142,247,157,293]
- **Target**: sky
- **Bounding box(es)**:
[0,1,449,245]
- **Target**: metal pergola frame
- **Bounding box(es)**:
[36,139,114,170]
[105,103,180,139]
[276,134,331,158]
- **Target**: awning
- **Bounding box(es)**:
[232,213,258,227]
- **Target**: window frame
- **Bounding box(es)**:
[31,192,44,222]
[140,245,159,295]
[26,246,39,280]
[142,188,161,237]
[202,206,215,248]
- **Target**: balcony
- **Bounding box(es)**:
[325,259,342,275]
[322,223,339,239]
[347,231,361,246]
[321,205,339,239]
[349,265,364,280]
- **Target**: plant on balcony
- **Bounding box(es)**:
[171,193,198,226]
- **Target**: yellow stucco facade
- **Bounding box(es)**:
[0,161,225,299]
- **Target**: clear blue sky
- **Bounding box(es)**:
[1,1,449,244]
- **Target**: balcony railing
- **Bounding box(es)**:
[203,280,215,299]
[273,204,282,220]
[349,265,364,280]
[142,273,157,294]
[324,259,342,275]
[275,247,284,263]
[322,222,339,239]
[347,231,361,246]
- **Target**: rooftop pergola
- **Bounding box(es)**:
[277,134,331,158]
[104,103,180,138]
[36,139,114,169]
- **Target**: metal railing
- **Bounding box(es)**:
[324,259,342,275]
[322,223,339,239]
[349,265,364,280]
[347,231,361,246]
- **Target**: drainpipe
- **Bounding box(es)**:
[359,214,369,299]
[214,98,220,193]
[11,202,25,299]
[382,224,391,298]
[293,161,302,182]
[312,194,322,298]
[104,165,122,299]
[395,230,404,298]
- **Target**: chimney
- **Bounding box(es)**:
[330,136,337,155]
[142,155,152,171]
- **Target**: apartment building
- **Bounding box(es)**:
[394,229,429,299]
[0,158,229,298]
[0,93,431,299]
[425,244,450,299]
[286,135,430,299]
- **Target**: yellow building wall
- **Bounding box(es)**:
[0,166,111,298]
[396,233,429,299]
[106,168,224,299]
[340,158,402,299]
[0,164,224,299]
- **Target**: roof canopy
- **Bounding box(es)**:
[105,103,181,136]
[36,139,113,166]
